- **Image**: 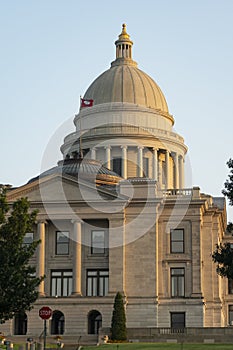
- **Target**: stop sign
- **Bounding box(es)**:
[39,306,52,320]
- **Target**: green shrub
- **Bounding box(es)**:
[111,292,127,341]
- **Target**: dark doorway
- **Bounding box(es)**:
[51,310,65,335]
[88,310,102,334]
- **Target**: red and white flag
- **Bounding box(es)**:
[81,98,94,108]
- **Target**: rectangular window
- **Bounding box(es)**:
[23,232,34,246]
[229,280,233,294]
[171,312,185,331]
[162,160,166,185]
[229,305,233,325]
[87,270,109,296]
[51,270,72,297]
[91,230,105,254]
[143,157,149,177]
[171,268,185,297]
[113,158,122,177]
[56,231,69,255]
[170,229,184,253]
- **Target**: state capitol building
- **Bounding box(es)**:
[2,24,233,342]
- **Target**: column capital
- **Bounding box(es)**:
[35,220,47,225]
[104,145,111,150]
[71,218,83,225]
[121,145,128,150]
[137,145,144,150]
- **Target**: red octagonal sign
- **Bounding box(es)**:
[39,306,52,320]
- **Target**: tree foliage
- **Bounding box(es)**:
[222,158,233,206]
[0,188,43,323]
[212,242,233,279]
[111,292,127,341]
[212,159,233,280]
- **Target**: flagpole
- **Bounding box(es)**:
[79,96,83,159]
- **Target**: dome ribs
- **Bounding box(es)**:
[126,65,136,104]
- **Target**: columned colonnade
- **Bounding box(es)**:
[36,220,82,296]
[91,145,185,188]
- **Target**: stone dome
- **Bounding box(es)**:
[28,158,121,185]
[83,24,169,113]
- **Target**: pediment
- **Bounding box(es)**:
[7,173,118,203]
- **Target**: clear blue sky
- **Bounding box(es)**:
[1,1,233,218]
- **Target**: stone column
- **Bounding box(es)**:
[121,145,127,179]
[105,146,111,170]
[179,156,185,188]
[72,220,82,296]
[165,150,170,188]
[108,215,125,295]
[36,221,46,296]
[174,152,179,189]
[158,151,163,189]
[137,146,144,177]
[152,148,158,181]
[191,219,203,299]
[91,147,96,160]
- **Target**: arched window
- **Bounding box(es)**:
[14,312,27,335]
[88,310,102,334]
[51,310,65,335]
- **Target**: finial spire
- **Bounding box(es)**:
[115,23,133,60]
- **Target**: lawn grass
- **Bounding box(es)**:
[81,343,233,350]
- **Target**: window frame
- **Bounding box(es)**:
[112,157,122,177]
[91,230,106,255]
[171,267,185,298]
[23,232,34,246]
[86,269,109,297]
[229,305,233,325]
[143,157,149,177]
[170,312,186,330]
[51,270,73,297]
[170,229,184,253]
[56,231,70,255]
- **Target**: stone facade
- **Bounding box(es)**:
[1,24,232,340]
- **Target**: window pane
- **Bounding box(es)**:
[171,312,185,328]
[51,270,72,297]
[171,268,184,275]
[23,232,33,245]
[113,158,122,176]
[171,229,184,253]
[56,231,69,255]
[92,231,105,254]
[57,279,62,296]
[88,271,98,276]
[93,278,97,296]
[52,279,56,296]
[63,271,72,277]
[57,232,69,242]
[171,268,184,297]
[104,278,109,295]
[143,157,149,177]
[229,305,233,325]
[178,276,184,296]
[171,242,183,252]
[87,279,92,296]
[87,270,109,296]
[52,271,62,277]
[172,230,183,240]
[100,271,109,276]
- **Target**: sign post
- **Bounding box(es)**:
[39,306,52,350]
